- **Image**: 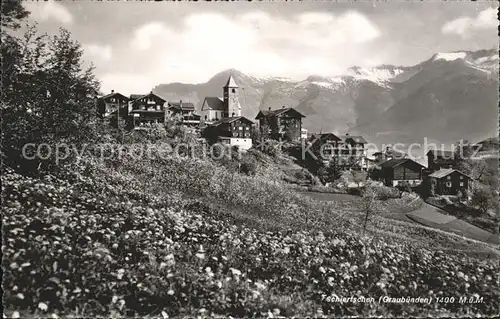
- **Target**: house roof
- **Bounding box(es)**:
[428,168,471,179]
[255,107,305,119]
[202,97,225,111]
[130,94,143,100]
[426,150,455,158]
[129,92,166,102]
[313,133,342,142]
[100,92,128,101]
[380,158,425,169]
[224,75,238,88]
[168,101,195,111]
[343,135,368,144]
[209,116,253,127]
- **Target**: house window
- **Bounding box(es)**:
[460,176,464,180]
[460,182,464,187]
[447,176,451,180]
[239,126,243,130]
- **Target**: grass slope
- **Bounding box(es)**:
[3,149,500,317]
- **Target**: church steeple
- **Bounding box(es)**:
[223,74,241,117]
[224,75,238,88]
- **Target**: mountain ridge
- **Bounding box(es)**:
[152,48,498,146]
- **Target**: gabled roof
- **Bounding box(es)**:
[168,101,195,111]
[130,92,166,102]
[202,97,225,111]
[428,168,472,179]
[224,75,238,88]
[343,135,368,144]
[380,158,425,169]
[130,94,143,100]
[426,150,455,158]
[312,133,342,142]
[209,116,253,127]
[100,92,128,101]
[255,107,305,119]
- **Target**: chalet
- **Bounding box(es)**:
[129,92,167,127]
[341,134,368,170]
[373,146,407,164]
[379,158,425,187]
[201,75,254,150]
[97,90,129,126]
[310,133,343,160]
[309,133,368,170]
[167,100,200,126]
[426,150,457,170]
[428,168,472,195]
[204,116,253,150]
[255,107,305,142]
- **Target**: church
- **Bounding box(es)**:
[200,75,254,150]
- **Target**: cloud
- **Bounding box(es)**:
[103,10,380,94]
[25,1,73,25]
[442,7,497,38]
[131,22,173,51]
[84,44,113,62]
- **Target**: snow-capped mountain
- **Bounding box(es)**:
[153,48,498,146]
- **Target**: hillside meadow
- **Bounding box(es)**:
[3,139,500,317]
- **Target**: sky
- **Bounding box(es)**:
[22,0,498,95]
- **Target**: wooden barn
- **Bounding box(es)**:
[380,158,425,187]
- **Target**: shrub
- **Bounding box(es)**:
[370,185,400,200]
[396,181,412,194]
[240,156,257,176]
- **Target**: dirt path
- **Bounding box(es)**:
[407,203,500,245]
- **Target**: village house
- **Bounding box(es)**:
[166,100,200,126]
[341,134,368,170]
[255,107,305,142]
[379,158,425,187]
[427,168,472,195]
[426,150,457,170]
[97,90,129,127]
[128,92,167,128]
[201,75,254,150]
[373,146,407,164]
[309,132,368,170]
[310,133,343,161]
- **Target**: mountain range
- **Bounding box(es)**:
[153,49,498,148]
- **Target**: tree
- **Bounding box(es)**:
[470,185,497,215]
[1,0,29,31]
[2,22,101,173]
[360,187,379,235]
[352,170,367,188]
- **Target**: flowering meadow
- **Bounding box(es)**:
[3,151,500,318]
